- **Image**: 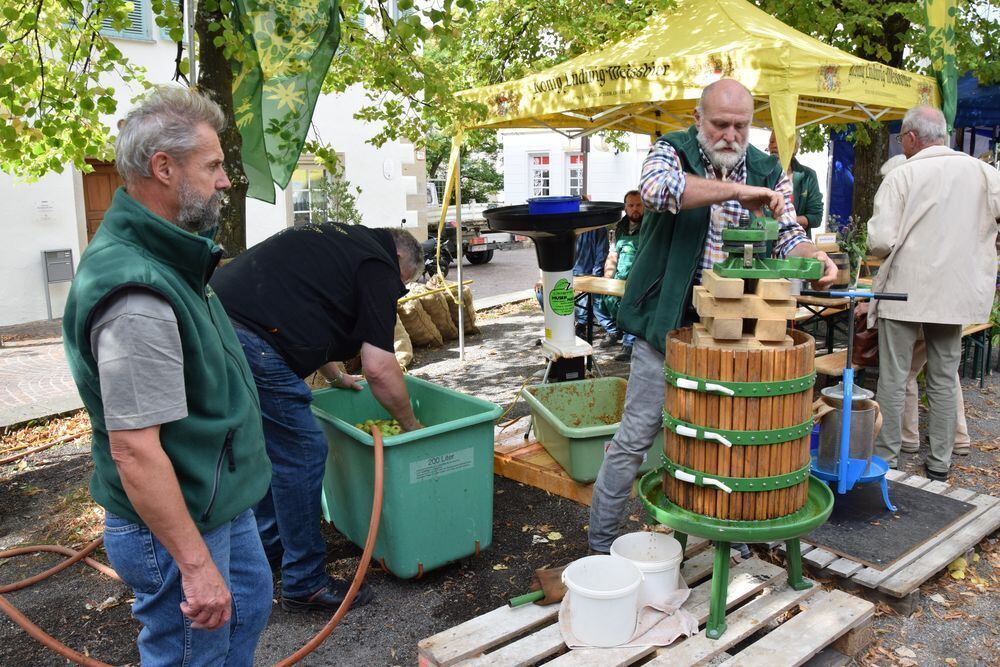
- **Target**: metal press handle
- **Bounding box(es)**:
[800,289,908,301]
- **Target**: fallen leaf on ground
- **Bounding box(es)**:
[894,646,916,658]
[493,564,508,571]
[546,532,563,541]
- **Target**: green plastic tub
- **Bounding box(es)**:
[522,377,661,483]
[312,375,501,579]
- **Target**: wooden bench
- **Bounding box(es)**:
[960,322,994,387]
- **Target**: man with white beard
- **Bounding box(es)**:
[588,79,837,554]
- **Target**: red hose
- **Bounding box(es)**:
[0,428,387,666]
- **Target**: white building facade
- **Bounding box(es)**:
[502,128,831,234]
[0,1,423,327]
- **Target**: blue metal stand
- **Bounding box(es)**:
[804,289,908,513]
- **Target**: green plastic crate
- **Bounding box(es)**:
[521,377,661,483]
[312,375,501,579]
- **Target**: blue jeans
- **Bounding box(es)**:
[575,297,620,337]
[103,509,271,666]
[234,326,330,598]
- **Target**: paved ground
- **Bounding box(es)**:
[0,341,81,428]
[435,245,538,300]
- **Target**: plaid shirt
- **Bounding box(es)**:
[639,140,807,284]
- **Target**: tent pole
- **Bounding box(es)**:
[456,153,465,362]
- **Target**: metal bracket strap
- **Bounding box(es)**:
[663,367,816,397]
[662,456,812,493]
[663,413,814,446]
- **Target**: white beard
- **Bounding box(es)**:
[697,127,747,174]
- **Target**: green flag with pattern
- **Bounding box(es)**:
[232,0,340,203]
[923,0,958,129]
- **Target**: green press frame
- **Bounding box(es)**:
[638,468,834,639]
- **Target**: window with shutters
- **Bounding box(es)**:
[100,0,152,41]
[567,154,584,196]
[159,0,184,41]
[530,154,550,197]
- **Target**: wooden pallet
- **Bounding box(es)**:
[493,417,599,506]
[418,549,874,667]
[770,470,1000,602]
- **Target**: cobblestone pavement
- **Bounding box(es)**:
[0,342,81,428]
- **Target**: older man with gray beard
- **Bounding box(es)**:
[63,86,273,665]
[588,79,837,554]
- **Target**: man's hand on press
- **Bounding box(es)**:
[179,560,232,630]
[735,185,785,217]
[810,251,839,290]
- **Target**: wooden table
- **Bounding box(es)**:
[794,294,855,353]
[572,276,625,347]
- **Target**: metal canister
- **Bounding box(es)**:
[816,382,877,473]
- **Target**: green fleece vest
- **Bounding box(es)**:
[63,188,271,532]
[616,127,784,353]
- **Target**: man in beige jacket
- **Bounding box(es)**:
[868,106,1000,480]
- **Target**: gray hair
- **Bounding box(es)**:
[900,106,948,144]
[115,86,225,185]
[387,228,422,281]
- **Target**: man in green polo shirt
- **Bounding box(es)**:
[588,80,837,554]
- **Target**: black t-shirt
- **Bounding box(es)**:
[211,223,406,377]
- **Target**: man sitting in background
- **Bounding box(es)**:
[601,190,645,361]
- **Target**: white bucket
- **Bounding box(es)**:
[561,555,643,647]
[610,531,684,609]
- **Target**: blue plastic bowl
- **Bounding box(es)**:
[527,196,581,215]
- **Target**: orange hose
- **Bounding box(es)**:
[0,431,90,466]
[274,426,385,666]
[0,594,111,667]
[0,428,387,666]
[0,538,107,593]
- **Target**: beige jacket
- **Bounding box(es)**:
[867,145,1000,327]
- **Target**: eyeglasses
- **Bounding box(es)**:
[895,131,912,145]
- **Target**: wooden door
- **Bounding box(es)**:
[82,162,124,241]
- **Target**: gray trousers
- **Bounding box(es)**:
[589,337,664,552]
[874,319,962,473]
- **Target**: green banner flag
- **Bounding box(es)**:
[923,0,958,129]
[232,0,341,203]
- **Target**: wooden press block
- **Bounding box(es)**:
[695,287,798,320]
[693,323,794,349]
[755,278,793,300]
[701,269,745,299]
[703,316,743,340]
[754,319,788,341]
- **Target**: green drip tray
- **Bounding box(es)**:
[638,468,834,543]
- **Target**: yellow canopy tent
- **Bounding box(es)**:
[438,0,940,356]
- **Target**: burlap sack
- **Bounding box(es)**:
[428,277,479,335]
[397,298,442,347]
[411,284,459,341]
[393,314,413,369]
